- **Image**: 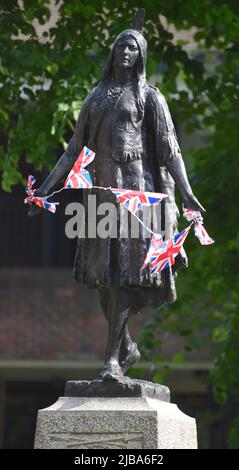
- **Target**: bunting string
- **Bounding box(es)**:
[24,146,214,273]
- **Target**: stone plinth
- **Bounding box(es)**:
[34,390,197,449]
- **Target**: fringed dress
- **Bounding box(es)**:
[68,80,184,311]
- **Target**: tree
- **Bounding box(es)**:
[1,0,239,447]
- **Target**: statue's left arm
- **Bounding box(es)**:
[147,87,205,212]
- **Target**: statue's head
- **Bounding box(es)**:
[101,9,147,84]
[113,34,140,71]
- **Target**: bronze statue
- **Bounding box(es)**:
[29,10,204,382]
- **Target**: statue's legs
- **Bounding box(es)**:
[97,287,140,375]
[97,287,135,356]
[97,286,139,381]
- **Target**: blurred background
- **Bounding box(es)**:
[0,0,239,449]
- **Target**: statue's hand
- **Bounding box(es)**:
[27,188,48,217]
[182,193,206,213]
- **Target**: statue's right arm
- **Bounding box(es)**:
[28,89,95,216]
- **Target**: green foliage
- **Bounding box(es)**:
[1,0,239,446]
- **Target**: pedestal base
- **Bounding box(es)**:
[34,395,197,449]
[65,378,170,400]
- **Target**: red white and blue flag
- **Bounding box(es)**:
[110,188,168,214]
[140,234,163,271]
[64,146,95,189]
[183,208,214,245]
[24,175,59,213]
[25,175,36,198]
[194,222,214,245]
[183,208,203,224]
[32,197,58,213]
[145,226,191,274]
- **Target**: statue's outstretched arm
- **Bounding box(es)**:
[165,156,205,212]
[28,89,94,216]
[147,87,205,212]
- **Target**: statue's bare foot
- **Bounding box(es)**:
[120,342,140,374]
[98,360,124,382]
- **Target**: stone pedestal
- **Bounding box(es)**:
[34,380,197,449]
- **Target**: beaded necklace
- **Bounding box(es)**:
[106,79,133,111]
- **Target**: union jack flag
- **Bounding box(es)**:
[149,226,191,274]
[64,146,95,189]
[140,234,163,271]
[183,207,214,245]
[25,175,36,197]
[110,188,168,214]
[183,207,203,224]
[31,197,58,213]
[194,222,214,245]
[24,175,59,213]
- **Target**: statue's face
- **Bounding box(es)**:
[113,37,139,69]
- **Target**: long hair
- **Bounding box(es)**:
[98,30,148,119]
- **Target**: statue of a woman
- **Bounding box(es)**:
[29,11,204,381]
